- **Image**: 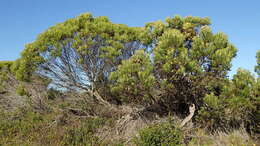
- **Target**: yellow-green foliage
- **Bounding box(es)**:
[0,61,13,92]
[144,15,237,113]
[16,84,28,96]
[0,13,258,145]
[197,68,259,132]
[134,121,183,146]
[62,117,106,146]
[109,50,155,104]
[0,61,13,71]
[0,107,108,146]
[0,108,44,145]
[13,13,143,86]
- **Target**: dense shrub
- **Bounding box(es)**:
[135,121,183,146]
[16,84,28,96]
[149,16,237,112]
[0,108,44,144]
[0,61,13,71]
[197,68,259,133]
[0,61,13,92]
[109,49,155,104]
[13,13,144,93]
[11,14,237,111]
[62,117,106,146]
[1,13,258,144]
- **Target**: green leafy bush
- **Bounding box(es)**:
[0,61,13,92]
[0,109,44,144]
[16,84,28,96]
[135,121,183,146]
[0,61,13,71]
[197,68,259,133]
[62,117,106,146]
[148,16,236,112]
[109,49,155,104]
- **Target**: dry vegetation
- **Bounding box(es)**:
[0,13,259,145]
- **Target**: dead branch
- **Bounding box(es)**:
[180,104,195,127]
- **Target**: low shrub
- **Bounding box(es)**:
[0,108,44,145]
[188,128,255,146]
[134,120,183,146]
[197,69,259,133]
[16,84,28,96]
[62,117,106,146]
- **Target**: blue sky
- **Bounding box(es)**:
[0,0,259,76]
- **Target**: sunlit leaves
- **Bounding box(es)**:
[109,50,155,103]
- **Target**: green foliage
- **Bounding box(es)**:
[197,68,259,132]
[9,14,237,112]
[109,50,155,104]
[135,121,183,146]
[0,61,13,71]
[196,93,229,130]
[0,61,14,92]
[150,16,237,110]
[13,13,144,93]
[0,106,108,145]
[16,84,28,96]
[2,13,258,143]
[62,117,106,146]
[0,109,44,144]
[13,46,45,82]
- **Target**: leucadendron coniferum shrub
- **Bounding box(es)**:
[197,68,259,133]
[142,16,237,112]
[12,13,144,92]
[109,49,155,104]
[12,14,237,110]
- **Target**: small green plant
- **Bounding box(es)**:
[109,49,155,104]
[134,121,183,146]
[16,84,28,96]
[0,108,44,145]
[197,68,259,132]
[62,117,106,146]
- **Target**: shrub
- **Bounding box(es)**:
[62,117,106,146]
[109,49,155,104]
[188,128,255,146]
[134,121,183,146]
[148,16,237,112]
[196,93,229,131]
[0,61,13,92]
[0,61,13,71]
[16,84,28,96]
[197,68,259,133]
[0,109,44,145]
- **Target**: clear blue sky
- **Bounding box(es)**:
[0,0,259,76]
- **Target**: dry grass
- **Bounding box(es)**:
[188,128,257,146]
